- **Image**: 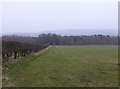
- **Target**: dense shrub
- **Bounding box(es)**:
[2,41,48,63]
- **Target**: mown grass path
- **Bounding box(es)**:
[5,45,118,87]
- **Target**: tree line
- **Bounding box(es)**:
[3,33,118,45]
[2,33,118,66]
[37,34,118,45]
[2,40,48,66]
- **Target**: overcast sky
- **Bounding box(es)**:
[1,1,118,36]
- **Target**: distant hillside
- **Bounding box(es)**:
[2,29,117,37]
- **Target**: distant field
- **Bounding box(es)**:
[4,45,118,87]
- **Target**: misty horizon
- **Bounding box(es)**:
[2,2,118,35]
[2,28,118,37]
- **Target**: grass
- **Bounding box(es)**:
[4,45,118,87]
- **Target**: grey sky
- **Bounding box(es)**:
[2,2,118,35]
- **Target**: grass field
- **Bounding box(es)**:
[4,45,118,87]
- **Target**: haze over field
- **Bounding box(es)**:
[2,2,118,36]
[2,0,118,87]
